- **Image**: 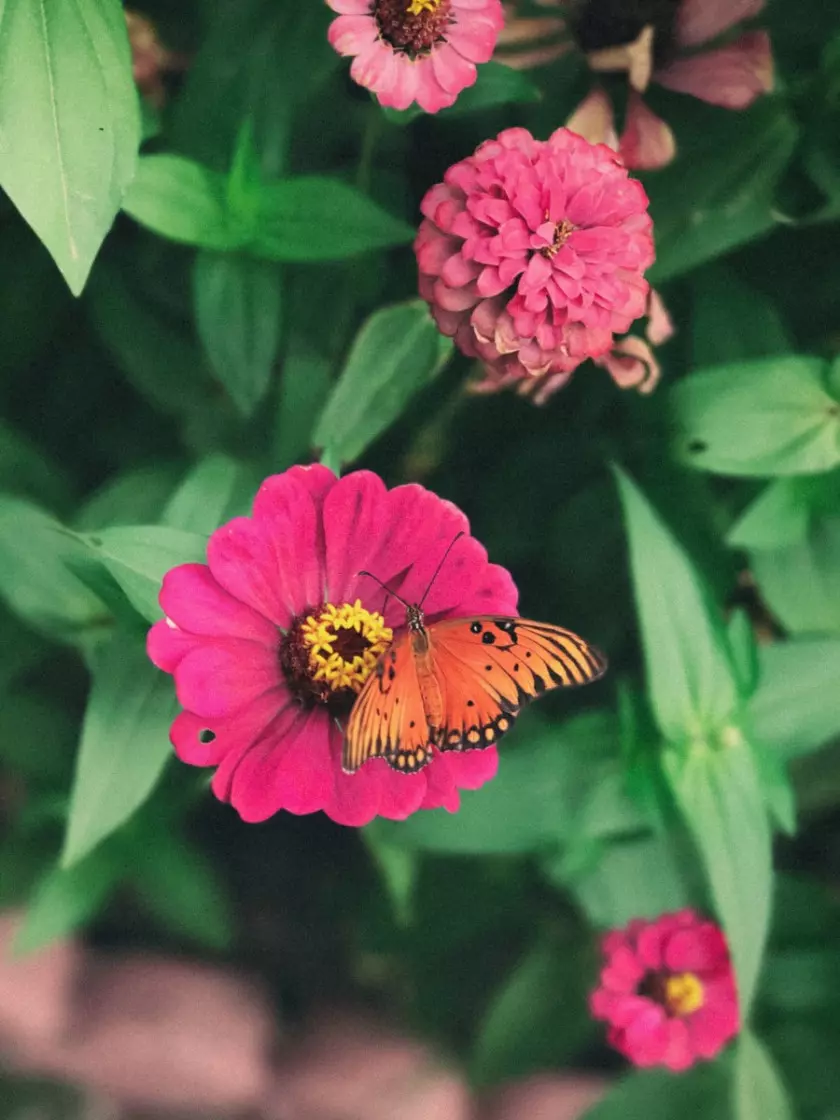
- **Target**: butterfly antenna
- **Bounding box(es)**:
[357,569,410,609]
[419,531,465,608]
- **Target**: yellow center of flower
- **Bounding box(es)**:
[664,972,704,1017]
[541,218,576,259]
[299,600,393,695]
[406,0,441,13]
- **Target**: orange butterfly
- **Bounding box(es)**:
[343,537,607,774]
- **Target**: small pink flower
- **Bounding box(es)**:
[126,10,189,109]
[590,909,739,1071]
[415,127,654,396]
[567,0,773,170]
[327,0,505,113]
[147,466,517,828]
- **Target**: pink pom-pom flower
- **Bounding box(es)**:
[590,909,740,1071]
[415,127,655,400]
[327,0,505,114]
[146,465,518,828]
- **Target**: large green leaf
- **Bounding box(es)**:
[372,711,618,854]
[193,251,283,416]
[728,480,810,551]
[251,177,415,261]
[583,1063,730,1120]
[0,497,105,638]
[733,1031,794,1120]
[0,0,140,294]
[750,638,840,761]
[123,155,244,250]
[162,454,253,534]
[313,301,451,464]
[613,467,739,742]
[672,356,840,477]
[77,526,208,622]
[663,736,772,1016]
[61,639,178,867]
[750,517,840,635]
[646,98,798,283]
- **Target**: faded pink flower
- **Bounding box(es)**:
[147,466,517,828]
[590,909,739,1071]
[327,0,505,113]
[415,127,654,396]
[126,11,189,109]
[563,0,773,169]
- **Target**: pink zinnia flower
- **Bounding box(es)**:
[415,126,654,396]
[326,0,505,113]
[590,909,739,1071]
[146,465,517,828]
[569,0,773,170]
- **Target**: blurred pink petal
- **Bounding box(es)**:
[264,1012,471,1120]
[646,289,675,346]
[587,24,654,92]
[0,912,81,1049]
[619,93,676,170]
[674,0,766,48]
[655,31,773,109]
[566,87,618,150]
[595,335,662,394]
[482,1073,610,1120]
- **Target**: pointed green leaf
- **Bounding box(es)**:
[750,638,840,761]
[79,526,208,622]
[61,639,178,867]
[613,466,739,741]
[733,1031,794,1120]
[123,155,244,250]
[314,300,451,464]
[728,480,810,551]
[0,0,140,294]
[162,454,250,534]
[751,515,840,634]
[193,251,283,416]
[273,338,332,466]
[15,847,122,954]
[251,177,414,261]
[672,356,840,477]
[583,1064,730,1120]
[663,735,772,1015]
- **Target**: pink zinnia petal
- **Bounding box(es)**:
[674,0,765,48]
[618,93,676,171]
[655,31,773,110]
[566,87,619,150]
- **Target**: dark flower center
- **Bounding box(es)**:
[374,0,452,55]
[570,0,681,67]
[540,218,576,258]
[279,600,393,711]
[639,969,705,1017]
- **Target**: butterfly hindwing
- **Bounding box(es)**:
[428,616,606,752]
[343,635,434,774]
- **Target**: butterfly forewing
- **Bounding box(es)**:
[343,637,434,774]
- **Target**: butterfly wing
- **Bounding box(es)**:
[343,634,434,774]
[427,616,606,752]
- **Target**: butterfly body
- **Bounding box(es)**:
[343,607,606,775]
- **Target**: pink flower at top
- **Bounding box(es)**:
[147,466,517,828]
[590,909,739,1071]
[415,126,654,397]
[327,0,505,113]
[570,0,773,170]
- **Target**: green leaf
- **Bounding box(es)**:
[733,1031,794,1120]
[470,939,595,1087]
[663,735,772,1015]
[0,0,140,294]
[672,356,840,477]
[79,526,208,622]
[564,831,692,929]
[375,711,618,854]
[61,639,178,867]
[728,480,810,550]
[162,454,251,534]
[0,690,75,786]
[14,847,122,954]
[362,826,417,927]
[750,638,840,761]
[313,300,451,464]
[123,155,243,250]
[251,177,414,261]
[444,61,541,114]
[273,337,333,466]
[646,98,798,283]
[583,1063,730,1120]
[193,251,283,416]
[133,830,233,950]
[613,467,739,741]
[690,265,793,369]
[751,516,840,634]
[727,609,759,699]
[75,465,183,531]
[0,497,105,638]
